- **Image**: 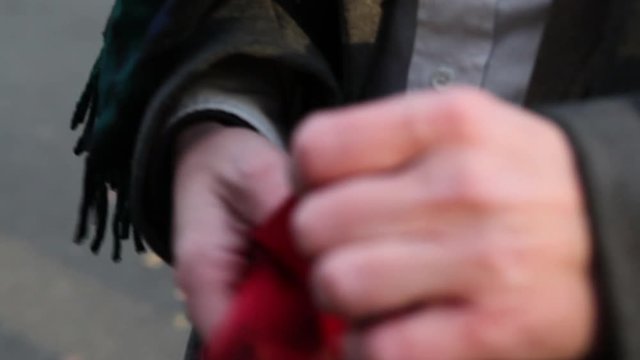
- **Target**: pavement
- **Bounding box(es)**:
[0,0,190,358]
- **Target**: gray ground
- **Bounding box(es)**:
[0,0,190,359]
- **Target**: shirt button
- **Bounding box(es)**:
[431,66,456,89]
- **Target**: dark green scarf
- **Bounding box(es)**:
[71,0,217,261]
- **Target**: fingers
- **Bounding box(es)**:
[292,173,430,255]
[172,126,292,338]
[356,307,477,360]
[289,88,594,359]
[310,231,538,320]
[293,147,520,256]
[292,148,521,319]
[292,87,503,187]
[311,240,479,318]
[356,304,551,360]
[352,275,595,360]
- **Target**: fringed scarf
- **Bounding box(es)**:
[71,0,218,261]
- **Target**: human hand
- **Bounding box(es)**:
[172,124,292,339]
[291,87,596,359]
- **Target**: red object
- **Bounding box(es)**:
[203,199,346,360]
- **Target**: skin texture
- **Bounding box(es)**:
[173,125,293,340]
[173,87,595,359]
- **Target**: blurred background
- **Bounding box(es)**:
[0,0,189,358]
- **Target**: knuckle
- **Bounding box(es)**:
[465,311,512,355]
[474,246,510,281]
[447,157,495,208]
[510,316,541,352]
[292,112,332,176]
[291,197,325,254]
[363,327,409,360]
[398,104,433,151]
[470,243,526,289]
[437,87,491,143]
[314,258,350,308]
[466,308,537,356]
[316,252,378,315]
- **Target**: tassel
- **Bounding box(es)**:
[111,193,127,262]
[112,236,123,263]
[90,182,109,255]
[74,157,97,244]
[71,0,226,261]
[73,72,99,156]
[115,194,131,240]
[71,59,100,131]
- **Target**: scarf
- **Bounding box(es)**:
[71,0,218,261]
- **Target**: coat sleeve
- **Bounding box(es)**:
[538,96,640,359]
[72,0,340,262]
[131,57,311,263]
[131,0,342,263]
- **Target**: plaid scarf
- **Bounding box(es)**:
[71,0,219,261]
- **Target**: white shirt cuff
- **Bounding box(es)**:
[169,80,285,149]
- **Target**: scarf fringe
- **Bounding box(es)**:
[70,0,220,262]
[71,65,147,262]
[74,155,148,262]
